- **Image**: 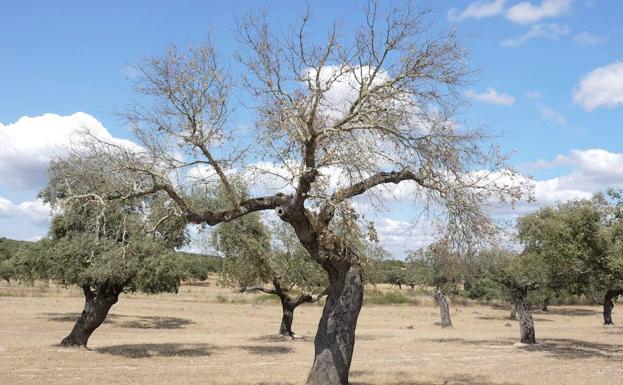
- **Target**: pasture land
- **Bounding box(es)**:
[1,281,622,385]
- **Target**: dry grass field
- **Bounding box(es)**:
[2,280,623,385]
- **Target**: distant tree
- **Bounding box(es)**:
[478,248,542,344]
[178,252,222,282]
[361,243,393,288]
[407,238,464,328]
[38,158,188,347]
[0,237,43,284]
[385,262,407,290]
[517,195,623,324]
[0,238,25,283]
[214,208,327,338]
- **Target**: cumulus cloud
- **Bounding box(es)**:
[573,62,623,111]
[525,148,623,205]
[373,217,439,258]
[500,23,570,47]
[0,112,136,190]
[505,0,573,24]
[447,0,506,22]
[466,88,516,105]
[0,197,52,240]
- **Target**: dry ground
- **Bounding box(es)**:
[1,281,623,385]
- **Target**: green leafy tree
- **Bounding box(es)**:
[407,238,464,328]
[0,238,34,283]
[517,195,623,324]
[215,213,327,337]
[37,158,188,347]
[476,248,544,344]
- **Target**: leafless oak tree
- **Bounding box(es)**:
[58,2,529,384]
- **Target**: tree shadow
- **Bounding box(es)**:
[43,312,85,322]
[420,337,517,346]
[520,338,623,360]
[541,308,601,317]
[116,316,196,329]
[476,315,553,322]
[353,373,521,385]
[96,343,215,358]
[250,334,312,343]
[42,312,195,329]
[237,345,294,355]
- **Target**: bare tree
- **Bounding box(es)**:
[59,2,529,383]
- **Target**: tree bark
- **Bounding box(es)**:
[603,288,623,325]
[279,298,296,337]
[513,286,536,344]
[306,259,363,385]
[60,286,119,347]
[434,290,453,328]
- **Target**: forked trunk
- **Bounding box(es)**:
[603,288,623,325]
[513,286,536,344]
[434,290,452,328]
[60,286,119,347]
[306,259,363,385]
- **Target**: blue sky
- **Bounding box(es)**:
[1,0,622,256]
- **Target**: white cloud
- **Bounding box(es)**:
[540,106,567,125]
[447,0,506,22]
[500,23,570,47]
[526,148,623,203]
[573,31,605,47]
[374,217,439,258]
[573,62,623,111]
[466,88,516,105]
[525,91,542,100]
[0,112,136,190]
[506,0,573,24]
[0,197,52,240]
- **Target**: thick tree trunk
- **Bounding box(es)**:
[306,260,363,385]
[542,297,550,312]
[434,290,452,328]
[60,286,119,347]
[513,287,536,344]
[603,288,623,325]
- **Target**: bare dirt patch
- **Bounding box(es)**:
[1,282,622,384]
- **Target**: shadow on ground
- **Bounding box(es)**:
[42,312,195,329]
[353,373,521,385]
[537,308,601,317]
[476,315,553,322]
[96,342,294,359]
[250,334,312,343]
[96,343,215,358]
[421,337,516,346]
[520,338,623,360]
[238,345,294,355]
